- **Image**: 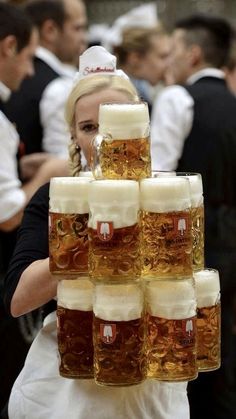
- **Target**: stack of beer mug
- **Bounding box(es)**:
[49,176,94,378]
[140,176,198,381]
[177,174,221,373]
[143,172,221,378]
[48,100,221,385]
[88,102,150,386]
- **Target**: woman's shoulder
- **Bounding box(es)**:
[24,182,50,221]
[32,182,49,202]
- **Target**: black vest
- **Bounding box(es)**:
[177,77,236,251]
[0,99,18,276]
[4,57,60,155]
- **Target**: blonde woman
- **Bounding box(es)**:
[3,47,189,419]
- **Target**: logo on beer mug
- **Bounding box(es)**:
[100,323,117,344]
[179,317,196,347]
[97,221,114,241]
[173,215,190,236]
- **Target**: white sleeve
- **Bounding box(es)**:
[151,85,194,171]
[40,78,73,159]
[0,113,26,223]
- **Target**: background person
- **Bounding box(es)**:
[0,2,68,415]
[150,14,236,419]
[5,0,87,161]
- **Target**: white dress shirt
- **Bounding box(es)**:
[151,68,225,170]
[37,47,77,158]
[41,77,73,158]
[0,82,26,223]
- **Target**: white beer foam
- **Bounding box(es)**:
[57,278,94,311]
[177,173,203,207]
[49,177,91,214]
[78,171,94,178]
[88,179,140,229]
[152,171,176,178]
[194,269,220,308]
[93,283,143,321]
[99,103,150,140]
[140,177,191,212]
[146,279,196,319]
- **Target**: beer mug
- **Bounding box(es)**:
[93,282,146,386]
[146,278,198,381]
[177,173,204,271]
[88,179,141,281]
[140,177,193,278]
[90,102,151,180]
[57,278,94,378]
[49,177,91,276]
[194,269,221,371]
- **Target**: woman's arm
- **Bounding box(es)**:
[3,183,54,317]
[10,258,57,317]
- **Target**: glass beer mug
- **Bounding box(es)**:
[90,102,151,180]
[88,179,141,281]
[146,278,198,381]
[140,177,193,279]
[177,173,204,271]
[49,177,91,277]
[194,269,221,371]
[57,278,94,378]
[93,282,146,386]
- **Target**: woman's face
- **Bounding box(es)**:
[74,88,132,164]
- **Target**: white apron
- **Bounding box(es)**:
[9,312,189,419]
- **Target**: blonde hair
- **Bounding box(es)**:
[114,26,166,66]
[65,74,139,176]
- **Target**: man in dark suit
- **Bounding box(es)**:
[151,14,236,419]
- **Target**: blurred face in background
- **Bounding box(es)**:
[168,29,192,84]
[56,0,87,66]
[137,34,171,85]
[4,28,38,91]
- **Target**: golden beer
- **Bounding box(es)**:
[49,177,91,275]
[196,303,221,371]
[147,314,197,381]
[49,212,89,274]
[57,307,93,378]
[97,137,151,180]
[140,177,193,279]
[93,283,146,386]
[141,210,192,278]
[88,179,140,281]
[146,279,198,381]
[94,316,146,386]
[191,204,204,271]
[194,269,221,371]
[177,173,204,271]
[57,279,94,379]
[89,223,141,280]
[91,102,151,180]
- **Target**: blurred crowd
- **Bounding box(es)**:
[1,1,236,418]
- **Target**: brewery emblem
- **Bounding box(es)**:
[97,221,114,241]
[178,218,186,235]
[100,323,116,344]
[179,317,196,346]
[173,214,190,236]
[185,319,194,336]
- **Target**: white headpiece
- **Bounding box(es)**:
[102,2,159,51]
[73,46,129,85]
